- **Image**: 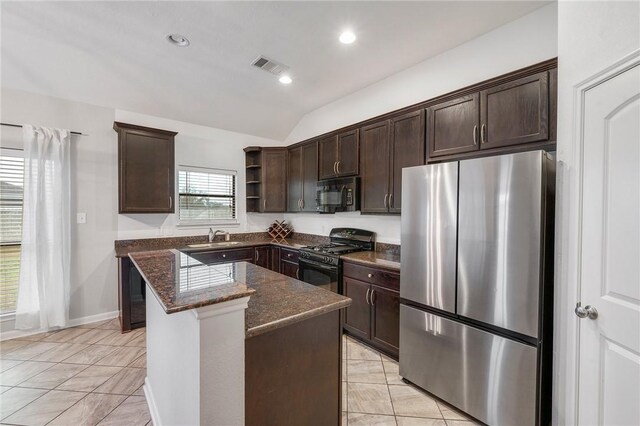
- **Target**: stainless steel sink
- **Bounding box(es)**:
[187,241,242,248]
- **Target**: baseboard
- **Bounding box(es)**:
[144,377,161,426]
[67,310,119,328]
[0,310,119,341]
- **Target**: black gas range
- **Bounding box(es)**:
[298,228,375,293]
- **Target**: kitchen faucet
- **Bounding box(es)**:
[209,228,230,242]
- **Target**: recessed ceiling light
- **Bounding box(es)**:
[339,31,356,44]
[167,34,190,47]
[279,75,293,85]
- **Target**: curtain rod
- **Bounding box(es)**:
[1,122,86,136]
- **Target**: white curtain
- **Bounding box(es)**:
[15,125,71,330]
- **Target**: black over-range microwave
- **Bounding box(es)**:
[315,177,360,213]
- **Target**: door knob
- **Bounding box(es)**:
[575,302,598,320]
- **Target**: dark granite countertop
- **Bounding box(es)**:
[340,251,401,271]
[129,250,256,314]
[129,250,351,338]
[115,232,326,258]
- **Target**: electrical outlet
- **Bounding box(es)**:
[76,213,87,224]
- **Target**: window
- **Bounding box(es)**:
[0,149,24,315]
[178,166,237,225]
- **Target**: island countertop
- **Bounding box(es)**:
[129,249,351,338]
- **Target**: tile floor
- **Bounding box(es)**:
[1,319,479,426]
[342,335,479,426]
[0,319,150,426]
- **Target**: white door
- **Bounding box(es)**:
[578,62,640,425]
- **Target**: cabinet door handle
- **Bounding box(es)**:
[255,250,259,262]
[384,194,388,209]
[371,289,376,305]
[365,288,371,305]
[301,199,304,209]
[333,161,338,174]
[263,199,266,211]
[389,194,393,209]
[169,196,173,209]
[481,124,486,143]
[473,125,478,145]
[296,268,299,279]
[336,161,341,174]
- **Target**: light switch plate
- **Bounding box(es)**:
[76,213,87,224]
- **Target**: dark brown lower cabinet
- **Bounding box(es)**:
[343,277,371,341]
[254,246,270,269]
[246,310,342,425]
[280,260,299,279]
[270,246,281,272]
[279,247,300,279]
[370,285,400,355]
[342,262,400,358]
[118,256,147,333]
[188,247,254,264]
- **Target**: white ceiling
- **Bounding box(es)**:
[1,1,550,140]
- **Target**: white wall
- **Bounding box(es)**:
[285,3,558,144]
[0,89,283,335]
[553,1,640,424]
[284,3,558,243]
[1,89,119,334]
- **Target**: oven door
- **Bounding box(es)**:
[298,258,340,293]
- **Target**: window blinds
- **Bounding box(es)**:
[178,167,236,223]
[0,152,24,314]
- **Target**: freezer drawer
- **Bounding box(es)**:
[400,163,458,313]
[399,305,537,426]
[458,151,549,338]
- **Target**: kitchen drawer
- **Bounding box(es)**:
[280,247,299,263]
[189,247,254,264]
[343,262,399,291]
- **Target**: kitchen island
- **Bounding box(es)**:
[129,249,350,425]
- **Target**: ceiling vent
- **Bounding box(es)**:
[251,55,289,76]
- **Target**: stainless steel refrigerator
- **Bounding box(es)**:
[399,150,554,426]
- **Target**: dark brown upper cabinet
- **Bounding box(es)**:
[244,147,287,213]
[287,147,302,212]
[114,122,177,214]
[389,110,425,213]
[480,71,549,149]
[287,142,318,212]
[261,148,287,213]
[427,94,480,158]
[360,110,425,214]
[360,120,391,214]
[318,130,359,180]
[428,70,553,159]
